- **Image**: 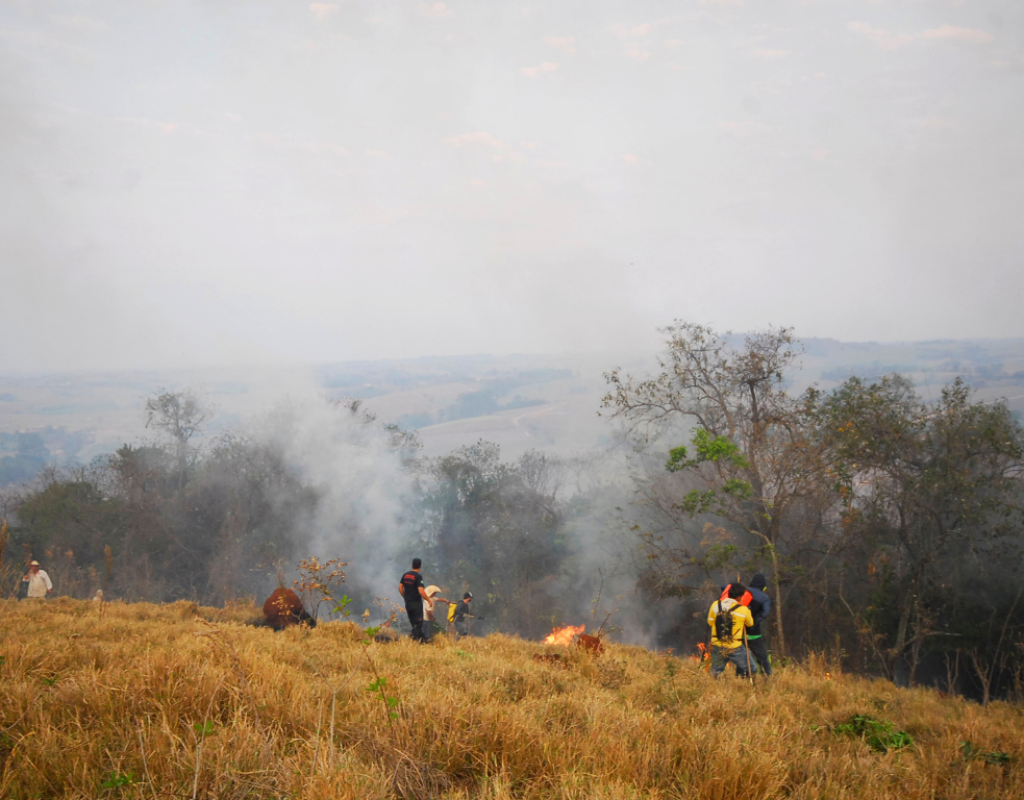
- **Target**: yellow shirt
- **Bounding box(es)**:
[706,598,753,650]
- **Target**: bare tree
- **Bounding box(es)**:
[145,390,212,489]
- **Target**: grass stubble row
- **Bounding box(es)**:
[0,598,1021,799]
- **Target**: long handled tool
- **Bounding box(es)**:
[742,627,755,686]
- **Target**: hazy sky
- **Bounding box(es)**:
[2,0,1021,372]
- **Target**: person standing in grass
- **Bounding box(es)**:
[707,582,757,678]
[451,592,474,638]
[22,560,53,599]
[423,585,448,640]
[718,574,773,676]
[399,558,431,643]
[745,573,773,676]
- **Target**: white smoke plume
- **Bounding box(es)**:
[240,388,419,614]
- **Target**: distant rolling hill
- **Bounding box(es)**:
[1,337,1023,480]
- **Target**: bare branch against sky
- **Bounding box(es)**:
[1,1,1021,372]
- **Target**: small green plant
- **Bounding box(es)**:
[102,770,136,789]
[361,626,399,724]
[366,676,399,721]
[193,720,216,737]
[832,714,913,754]
[960,741,1011,766]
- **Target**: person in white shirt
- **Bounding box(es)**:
[423,585,448,622]
[423,585,449,640]
[22,560,53,599]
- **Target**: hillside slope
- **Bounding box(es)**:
[1,598,1021,799]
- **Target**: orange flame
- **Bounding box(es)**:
[696,642,709,661]
[544,624,586,646]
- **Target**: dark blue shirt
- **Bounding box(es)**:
[747,586,771,636]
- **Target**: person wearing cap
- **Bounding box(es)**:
[451,592,474,638]
[22,560,53,599]
[745,573,773,676]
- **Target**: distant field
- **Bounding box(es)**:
[0,598,1021,799]
[1,338,1023,472]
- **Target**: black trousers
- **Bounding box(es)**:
[746,634,772,676]
[406,604,425,642]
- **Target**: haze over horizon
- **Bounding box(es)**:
[3,0,1022,373]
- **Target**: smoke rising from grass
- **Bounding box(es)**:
[244,391,418,612]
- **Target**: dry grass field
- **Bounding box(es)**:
[1,598,1022,800]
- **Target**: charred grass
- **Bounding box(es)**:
[1,598,1022,799]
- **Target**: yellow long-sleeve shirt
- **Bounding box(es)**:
[706,597,753,650]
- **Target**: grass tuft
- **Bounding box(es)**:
[831,714,914,753]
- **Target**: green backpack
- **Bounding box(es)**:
[714,601,740,643]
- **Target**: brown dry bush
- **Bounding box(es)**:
[0,598,1022,799]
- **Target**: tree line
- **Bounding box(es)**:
[2,323,1023,699]
[0,392,621,643]
[604,322,1024,700]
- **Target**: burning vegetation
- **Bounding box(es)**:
[543,624,586,647]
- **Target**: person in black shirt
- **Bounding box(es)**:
[399,558,430,642]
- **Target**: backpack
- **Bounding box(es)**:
[714,600,739,644]
[447,602,458,624]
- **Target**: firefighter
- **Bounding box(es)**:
[398,558,431,642]
[707,582,757,678]
[423,585,448,640]
[745,574,773,676]
[719,574,772,676]
[449,592,478,638]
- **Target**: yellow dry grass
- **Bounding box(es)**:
[1,598,1022,800]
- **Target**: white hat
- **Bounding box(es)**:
[30,560,40,566]
[425,585,440,598]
